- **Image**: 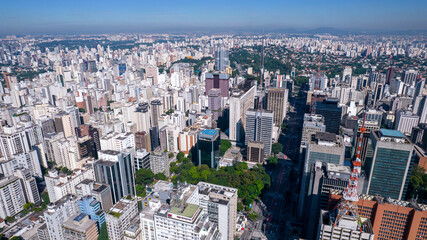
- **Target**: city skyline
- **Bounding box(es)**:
[1,0,427,35]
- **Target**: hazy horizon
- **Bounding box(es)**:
[1,0,426,35]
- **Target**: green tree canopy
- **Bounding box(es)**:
[272,143,283,155]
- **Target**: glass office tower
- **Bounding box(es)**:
[197,129,221,168]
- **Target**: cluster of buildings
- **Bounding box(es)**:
[0,32,425,239]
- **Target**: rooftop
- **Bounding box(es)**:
[379,129,405,138]
[169,203,200,218]
[200,129,218,136]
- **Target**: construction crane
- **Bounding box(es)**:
[332,108,367,231]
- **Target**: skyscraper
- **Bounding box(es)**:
[208,88,222,121]
[205,73,230,98]
[298,132,345,218]
[315,98,342,134]
[214,48,229,72]
[245,109,274,155]
[365,129,414,200]
[197,129,220,168]
[402,69,418,86]
[229,81,256,145]
[266,88,288,126]
[94,150,136,204]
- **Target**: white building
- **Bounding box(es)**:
[106,197,138,240]
[45,167,94,203]
[44,194,80,240]
[395,110,420,136]
[0,176,26,219]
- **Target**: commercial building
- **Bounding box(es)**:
[214,48,229,72]
[245,109,274,155]
[301,114,326,151]
[315,98,342,134]
[62,213,99,240]
[135,131,151,151]
[75,180,113,211]
[395,110,420,136]
[299,132,345,218]
[79,195,106,228]
[208,88,222,121]
[94,151,136,204]
[229,80,256,144]
[364,129,414,200]
[327,192,427,240]
[133,149,150,171]
[205,73,230,98]
[266,88,288,126]
[247,141,265,163]
[197,129,221,168]
[318,209,374,240]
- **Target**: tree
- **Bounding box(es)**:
[220,139,232,156]
[24,202,34,210]
[268,157,278,165]
[136,185,146,197]
[9,237,22,240]
[78,108,85,113]
[248,211,258,221]
[98,222,108,240]
[176,152,185,162]
[154,173,167,181]
[168,152,174,159]
[272,143,283,155]
[135,168,154,185]
[5,216,15,223]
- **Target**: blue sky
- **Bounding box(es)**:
[1,0,426,34]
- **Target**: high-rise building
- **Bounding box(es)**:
[54,113,76,138]
[44,194,80,240]
[300,114,326,151]
[402,69,418,86]
[79,195,106,228]
[386,66,394,84]
[14,168,41,204]
[208,88,222,121]
[105,197,138,240]
[0,176,26,219]
[309,72,328,91]
[197,182,238,240]
[197,129,220,168]
[205,73,230,98]
[365,129,414,200]
[135,131,151,151]
[214,48,229,72]
[327,192,427,240]
[45,167,94,203]
[149,127,160,151]
[135,102,151,133]
[305,162,366,238]
[245,109,274,155]
[247,141,265,163]
[229,81,256,144]
[395,110,420,136]
[315,98,342,134]
[150,99,162,128]
[178,127,197,154]
[149,148,170,176]
[62,213,99,240]
[266,88,288,126]
[299,132,345,218]
[94,151,136,204]
[75,180,113,211]
[317,209,374,240]
[342,66,352,83]
[133,149,150,171]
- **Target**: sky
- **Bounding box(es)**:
[1,0,426,35]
